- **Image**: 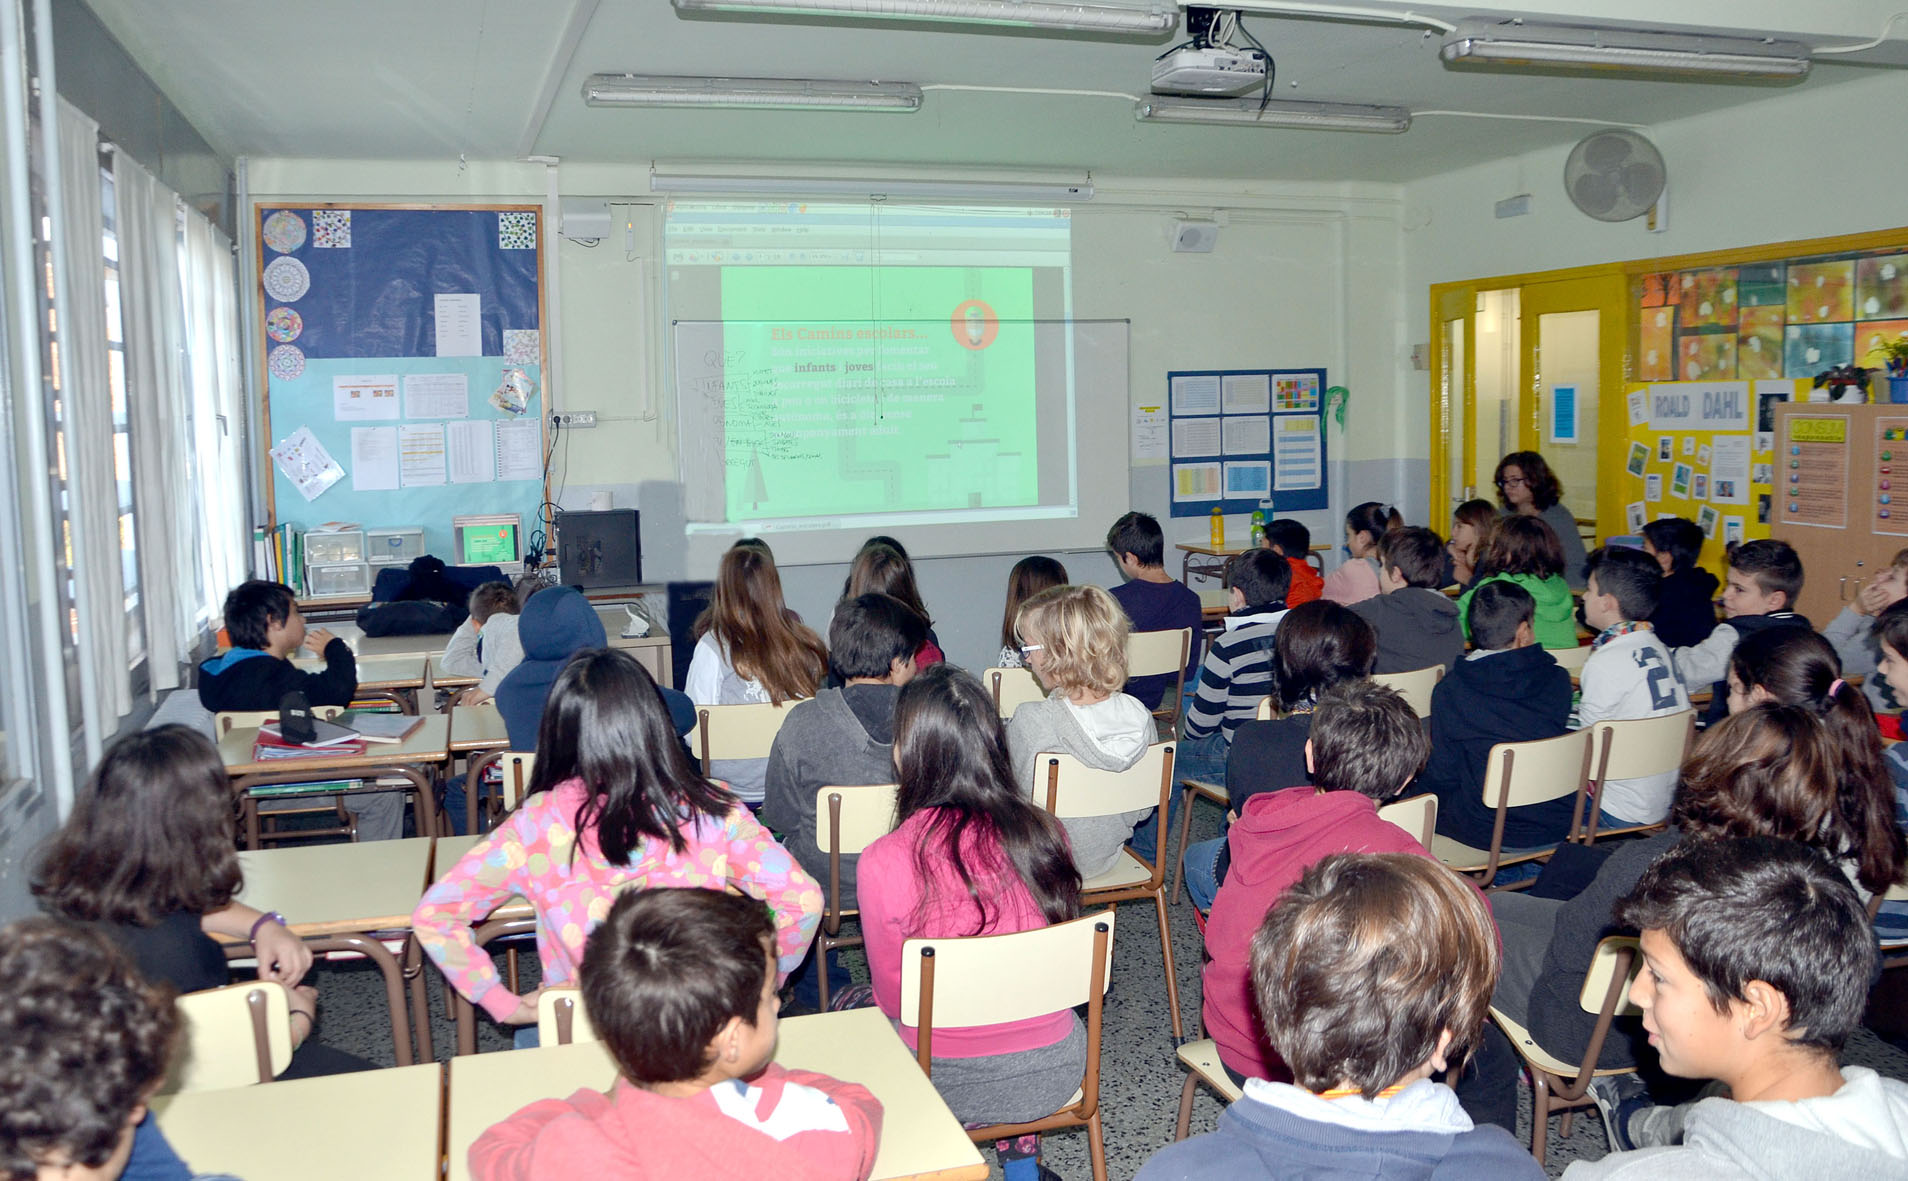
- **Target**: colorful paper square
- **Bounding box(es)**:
[1787,260,1855,324]
[312,208,351,248]
[498,211,537,250]
[1784,322,1855,378]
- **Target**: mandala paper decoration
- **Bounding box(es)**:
[265,306,303,343]
[262,256,310,303]
[267,344,306,380]
[312,209,351,248]
[262,210,307,254]
[498,210,536,250]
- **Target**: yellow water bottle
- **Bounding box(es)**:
[1209,506,1225,548]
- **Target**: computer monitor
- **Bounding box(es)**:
[452,514,521,566]
[557,509,642,588]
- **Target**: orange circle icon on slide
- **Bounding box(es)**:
[951,300,999,350]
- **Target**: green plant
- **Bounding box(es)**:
[1867,331,1908,376]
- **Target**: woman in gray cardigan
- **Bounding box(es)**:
[1495,449,1588,590]
[1005,584,1155,878]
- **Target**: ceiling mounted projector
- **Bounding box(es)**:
[583,74,923,112]
[1440,20,1811,79]
[1152,46,1268,96]
[671,0,1177,35]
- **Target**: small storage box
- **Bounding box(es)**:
[304,530,365,565]
[366,527,426,565]
[306,562,371,598]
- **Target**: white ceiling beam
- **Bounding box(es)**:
[516,0,603,159]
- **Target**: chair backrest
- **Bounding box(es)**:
[1590,710,1694,783]
[900,910,1115,1034]
[498,751,537,810]
[1126,627,1191,679]
[537,986,598,1046]
[1550,644,1593,676]
[815,784,901,855]
[1480,728,1594,811]
[695,701,799,769]
[166,981,294,1093]
[1578,935,1643,1017]
[1254,696,1277,721]
[1370,665,1444,718]
[215,706,343,734]
[1039,743,1176,819]
[986,667,1048,719]
[1376,793,1438,848]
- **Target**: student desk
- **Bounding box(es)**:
[221,838,439,1065]
[429,833,538,1057]
[152,1062,441,1181]
[327,605,675,689]
[442,1008,987,1181]
[217,714,450,848]
[1175,540,1330,585]
[449,702,510,753]
[290,652,431,712]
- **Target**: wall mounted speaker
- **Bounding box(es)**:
[1171,219,1219,253]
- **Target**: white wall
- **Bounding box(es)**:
[1399,69,1908,520]
[246,161,1408,669]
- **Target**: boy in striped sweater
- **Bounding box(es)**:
[1176,549,1291,786]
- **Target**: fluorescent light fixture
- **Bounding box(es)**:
[1440,21,1810,79]
[583,74,923,112]
[648,171,1094,201]
[672,0,1176,35]
[1135,96,1411,133]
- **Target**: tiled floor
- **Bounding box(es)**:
[306,800,1908,1179]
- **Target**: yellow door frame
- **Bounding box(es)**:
[1429,220,1908,539]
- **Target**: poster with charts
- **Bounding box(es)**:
[1167,366,1329,517]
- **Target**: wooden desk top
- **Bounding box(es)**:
[1175,541,1333,558]
[227,838,436,937]
[443,1008,985,1181]
[218,713,451,778]
[289,652,428,691]
[152,1062,441,1181]
[449,703,510,753]
[429,654,482,691]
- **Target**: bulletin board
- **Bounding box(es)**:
[1614,378,1795,578]
[1166,367,1328,517]
[255,203,548,559]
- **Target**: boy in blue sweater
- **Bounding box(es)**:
[1138,852,1541,1180]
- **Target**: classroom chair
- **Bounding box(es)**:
[1167,695,1276,904]
[1879,882,1908,972]
[1428,728,1594,891]
[694,701,798,776]
[1370,665,1444,718]
[1126,627,1193,731]
[1376,792,1438,848]
[814,783,901,1011]
[1171,1037,1244,1141]
[216,707,359,844]
[1491,936,1642,1163]
[1550,643,1593,679]
[536,987,597,1046]
[1039,744,1184,1041]
[461,749,538,834]
[1573,709,1694,843]
[901,911,1117,1181]
[165,981,294,1093]
[986,666,1047,719]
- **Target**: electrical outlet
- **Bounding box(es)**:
[552,411,597,428]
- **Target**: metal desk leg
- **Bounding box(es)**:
[401,933,434,1063]
[306,934,414,1067]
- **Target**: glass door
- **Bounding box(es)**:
[1518,274,1629,544]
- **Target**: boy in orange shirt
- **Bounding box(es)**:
[1263,519,1323,606]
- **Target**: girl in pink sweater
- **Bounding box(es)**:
[857,664,1085,1180]
[414,649,821,1036]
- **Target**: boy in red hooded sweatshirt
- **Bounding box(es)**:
[1202,679,1489,1084]
[470,887,882,1181]
[1262,519,1323,607]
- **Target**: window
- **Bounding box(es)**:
[99,167,142,666]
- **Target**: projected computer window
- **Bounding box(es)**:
[665,202,1079,535]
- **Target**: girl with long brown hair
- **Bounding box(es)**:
[687,543,829,803]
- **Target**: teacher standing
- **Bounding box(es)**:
[1494,450,1587,590]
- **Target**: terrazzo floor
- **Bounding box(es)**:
[295,797,1908,1180]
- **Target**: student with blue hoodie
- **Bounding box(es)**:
[198,579,403,841]
[454,586,695,831]
[1139,852,1542,1181]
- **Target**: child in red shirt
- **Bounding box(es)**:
[1263,519,1323,606]
[470,888,882,1181]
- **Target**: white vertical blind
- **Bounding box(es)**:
[55,97,129,731]
[181,210,248,625]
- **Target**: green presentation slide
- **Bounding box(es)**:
[718,266,1039,521]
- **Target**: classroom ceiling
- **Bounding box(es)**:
[80,0,1899,184]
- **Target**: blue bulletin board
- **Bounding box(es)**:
[257,204,548,559]
[1166,367,1329,517]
